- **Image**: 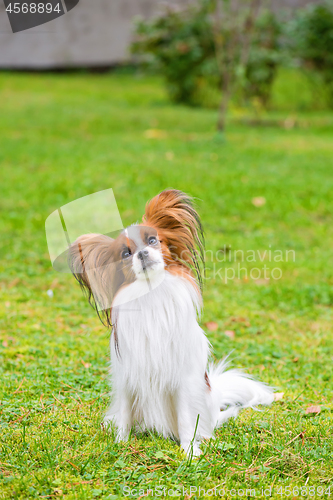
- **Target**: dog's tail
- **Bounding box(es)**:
[207,359,274,427]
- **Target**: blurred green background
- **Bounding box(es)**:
[1,2,333,497]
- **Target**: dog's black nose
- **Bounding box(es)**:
[138,249,149,260]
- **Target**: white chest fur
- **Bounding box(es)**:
[104,271,273,452]
[111,272,209,394]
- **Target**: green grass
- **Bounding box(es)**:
[0,71,332,499]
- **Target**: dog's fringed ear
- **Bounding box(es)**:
[68,233,121,328]
[143,189,205,288]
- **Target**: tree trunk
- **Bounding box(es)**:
[217,69,231,132]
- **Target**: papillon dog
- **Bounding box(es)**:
[70,189,273,456]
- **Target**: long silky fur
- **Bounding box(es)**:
[68,189,274,456]
[68,233,120,328]
[143,189,205,289]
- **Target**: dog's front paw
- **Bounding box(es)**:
[101,417,130,442]
[115,428,130,443]
[191,443,202,458]
[101,415,114,431]
[182,441,202,458]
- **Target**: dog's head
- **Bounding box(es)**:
[69,189,204,327]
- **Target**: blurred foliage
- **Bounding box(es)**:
[132,2,282,108]
[289,2,333,108]
[133,1,333,111]
[132,3,217,106]
[244,11,282,107]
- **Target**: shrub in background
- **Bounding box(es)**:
[244,11,282,107]
[132,2,282,110]
[290,2,333,108]
[132,4,217,106]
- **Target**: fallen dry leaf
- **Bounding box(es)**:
[51,278,60,289]
[284,116,296,129]
[274,392,284,401]
[252,196,266,207]
[224,330,235,339]
[305,405,321,415]
[205,321,218,332]
[144,129,167,139]
[230,317,250,327]
[254,278,270,286]
[165,151,174,161]
[286,431,306,446]
[8,278,20,288]
[80,359,91,369]
[310,322,321,332]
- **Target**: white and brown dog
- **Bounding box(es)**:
[70,189,273,456]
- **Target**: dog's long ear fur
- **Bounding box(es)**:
[143,189,205,288]
[68,233,121,328]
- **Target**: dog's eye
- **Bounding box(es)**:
[148,236,157,246]
[122,247,132,259]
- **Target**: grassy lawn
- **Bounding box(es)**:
[0,71,332,499]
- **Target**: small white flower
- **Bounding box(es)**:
[47,289,54,298]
